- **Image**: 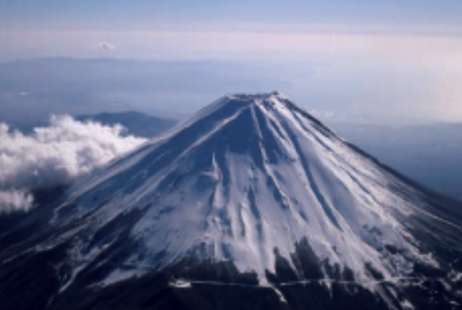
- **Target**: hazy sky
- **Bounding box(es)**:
[1,1,462,122]
[2,1,462,28]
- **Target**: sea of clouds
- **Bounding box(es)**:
[0,115,147,213]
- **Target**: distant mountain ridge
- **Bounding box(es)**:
[3,110,178,138]
[77,111,177,138]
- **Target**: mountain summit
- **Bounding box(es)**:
[1,92,462,310]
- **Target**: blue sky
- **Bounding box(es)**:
[2,0,462,29]
[0,0,462,122]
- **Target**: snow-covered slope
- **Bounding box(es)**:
[1,92,462,310]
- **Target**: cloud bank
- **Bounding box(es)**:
[0,115,147,213]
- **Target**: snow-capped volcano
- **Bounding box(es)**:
[1,92,461,310]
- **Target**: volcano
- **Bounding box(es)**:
[0,92,461,310]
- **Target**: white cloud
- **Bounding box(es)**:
[0,190,33,213]
[309,109,335,119]
[98,41,115,51]
[0,115,147,214]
